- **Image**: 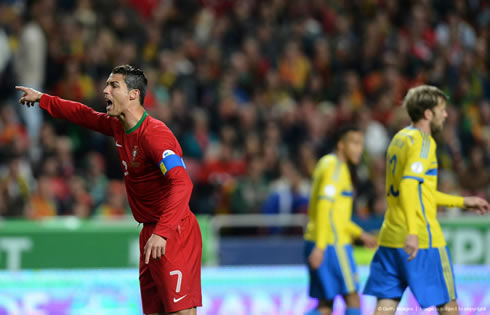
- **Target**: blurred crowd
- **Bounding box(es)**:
[0,0,489,232]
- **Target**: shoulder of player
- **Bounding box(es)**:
[317,154,336,168]
[400,128,435,160]
[397,127,417,141]
[140,116,182,154]
[315,154,341,176]
[103,114,120,131]
[141,116,175,139]
[392,127,427,149]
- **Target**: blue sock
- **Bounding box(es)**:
[346,307,361,315]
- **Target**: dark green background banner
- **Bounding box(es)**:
[440,216,490,265]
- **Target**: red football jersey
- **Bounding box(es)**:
[40,95,193,239]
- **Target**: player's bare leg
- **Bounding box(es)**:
[343,292,361,314]
[167,307,197,315]
[305,299,332,315]
[344,292,360,307]
[147,308,197,315]
[373,298,399,315]
[437,300,459,315]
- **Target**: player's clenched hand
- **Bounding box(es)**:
[15,86,43,107]
[359,232,377,248]
[463,197,490,215]
[144,234,167,264]
[308,246,324,270]
[404,234,419,261]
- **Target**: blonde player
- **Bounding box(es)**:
[363,85,489,315]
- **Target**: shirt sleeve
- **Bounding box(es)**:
[39,94,114,136]
[346,221,363,238]
[142,124,193,239]
[154,167,193,239]
[400,134,432,234]
[435,191,464,208]
[399,179,420,234]
[314,161,340,249]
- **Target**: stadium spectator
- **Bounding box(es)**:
[61,175,92,218]
[230,155,268,214]
[0,156,33,217]
[24,175,57,219]
[457,145,490,198]
[94,180,130,219]
[0,104,29,159]
[84,151,109,209]
[14,0,54,158]
[262,159,309,216]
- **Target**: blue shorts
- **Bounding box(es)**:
[304,241,359,301]
[363,246,457,309]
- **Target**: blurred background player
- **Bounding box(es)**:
[16,64,202,315]
[363,85,489,315]
[304,125,377,315]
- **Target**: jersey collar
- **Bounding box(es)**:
[125,111,148,134]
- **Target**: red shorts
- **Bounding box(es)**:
[139,214,202,314]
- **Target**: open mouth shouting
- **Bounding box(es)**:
[105,98,113,112]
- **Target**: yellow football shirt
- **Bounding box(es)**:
[379,127,464,248]
[304,154,363,249]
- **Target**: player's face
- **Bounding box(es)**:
[430,98,448,135]
[343,131,364,165]
[103,73,130,117]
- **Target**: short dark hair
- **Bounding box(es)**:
[403,85,448,122]
[111,65,147,105]
[335,125,361,146]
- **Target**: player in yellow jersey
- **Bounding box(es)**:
[304,126,377,315]
[363,85,489,315]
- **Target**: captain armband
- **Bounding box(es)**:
[159,150,186,176]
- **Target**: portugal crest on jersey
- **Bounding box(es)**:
[130,146,140,167]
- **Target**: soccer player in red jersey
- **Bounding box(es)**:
[17,65,202,315]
